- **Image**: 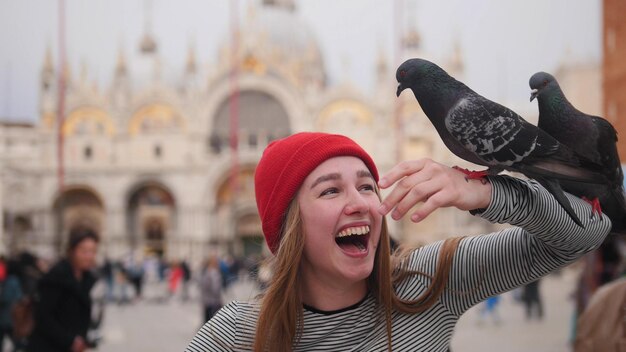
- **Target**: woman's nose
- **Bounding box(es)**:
[344,189,369,215]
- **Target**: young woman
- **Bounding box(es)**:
[186,132,610,352]
[28,228,99,352]
[200,256,223,323]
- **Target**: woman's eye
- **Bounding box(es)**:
[359,184,375,192]
[320,188,339,197]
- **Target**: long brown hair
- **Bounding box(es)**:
[254,199,305,352]
[253,199,463,352]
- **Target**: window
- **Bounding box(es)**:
[248,133,258,148]
[154,144,162,158]
[607,29,616,53]
[209,134,222,154]
[84,146,92,160]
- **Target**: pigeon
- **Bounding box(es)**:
[396,58,607,227]
[530,71,626,234]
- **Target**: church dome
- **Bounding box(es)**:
[219,4,326,89]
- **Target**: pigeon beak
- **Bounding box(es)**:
[530,89,538,102]
[396,83,406,97]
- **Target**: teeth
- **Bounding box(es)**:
[336,225,370,238]
[355,241,366,251]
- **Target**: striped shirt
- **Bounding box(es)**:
[186,176,611,351]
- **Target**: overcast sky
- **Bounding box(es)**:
[0,0,601,122]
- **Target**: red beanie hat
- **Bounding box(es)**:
[254,132,379,254]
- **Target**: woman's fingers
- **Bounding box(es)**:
[379,159,450,217]
[389,178,444,220]
[378,160,432,216]
[378,159,490,222]
[410,190,456,222]
[378,159,426,189]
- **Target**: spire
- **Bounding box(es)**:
[262,0,295,11]
[111,44,130,108]
[376,44,389,80]
[43,45,54,73]
[63,62,72,87]
[140,33,157,54]
[115,46,127,75]
[403,28,421,50]
[139,0,157,54]
[41,45,55,90]
[402,0,421,50]
[340,55,352,85]
[449,39,464,74]
[79,59,88,84]
[186,43,197,74]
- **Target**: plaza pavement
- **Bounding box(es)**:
[96,269,579,352]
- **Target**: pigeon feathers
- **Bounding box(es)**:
[530,71,626,235]
[396,58,608,227]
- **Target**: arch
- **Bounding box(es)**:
[52,185,106,252]
[316,99,373,130]
[128,103,186,136]
[52,185,105,209]
[209,90,291,153]
[12,215,32,232]
[201,73,304,145]
[125,180,177,257]
[215,165,257,207]
[235,211,264,257]
[316,98,376,153]
[211,165,263,256]
[63,106,116,137]
[3,213,34,254]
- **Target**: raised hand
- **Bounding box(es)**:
[377,158,491,222]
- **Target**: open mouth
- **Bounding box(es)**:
[335,225,370,254]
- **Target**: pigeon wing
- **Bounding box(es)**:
[591,115,623,182]
[445,96,543,167]
[446,96,605,183]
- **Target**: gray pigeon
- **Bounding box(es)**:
[530,71,626,234]
[396,58,607,227]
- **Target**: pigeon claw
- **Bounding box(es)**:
[582,196,603,220]
[452,166,489,184]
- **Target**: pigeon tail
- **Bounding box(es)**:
[535,177,584,227]
[516,161,608,185]
[604,188,626,236]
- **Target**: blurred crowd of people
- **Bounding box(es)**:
[97,251,267,306]
[0,227,270,352]
[473,236,626,351]
[0,251,47,351]
[1,233,624,351]
[0,228,102,352]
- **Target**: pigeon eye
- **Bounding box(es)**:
[543,80,548,86]
[400,70,407,78]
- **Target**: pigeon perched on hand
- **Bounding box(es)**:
[529,71,626,234]
[396,58,607,227]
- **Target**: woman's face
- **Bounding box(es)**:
[70,238,98,272]
[297,156,382,289]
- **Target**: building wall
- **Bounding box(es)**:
[604,0,626,161]
[2,3,601,264]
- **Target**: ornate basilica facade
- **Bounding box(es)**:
[3,2,597,263]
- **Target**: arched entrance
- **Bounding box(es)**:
[236,212,264,257]
[53,187,105,253]
[3,214,33,255]
[209,90,291,153]
[215,167,264,257]
[127,182,176,257]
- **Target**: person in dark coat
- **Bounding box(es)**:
[28,228,99,352]
[0,260,24,352]
[522,279,543,321]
